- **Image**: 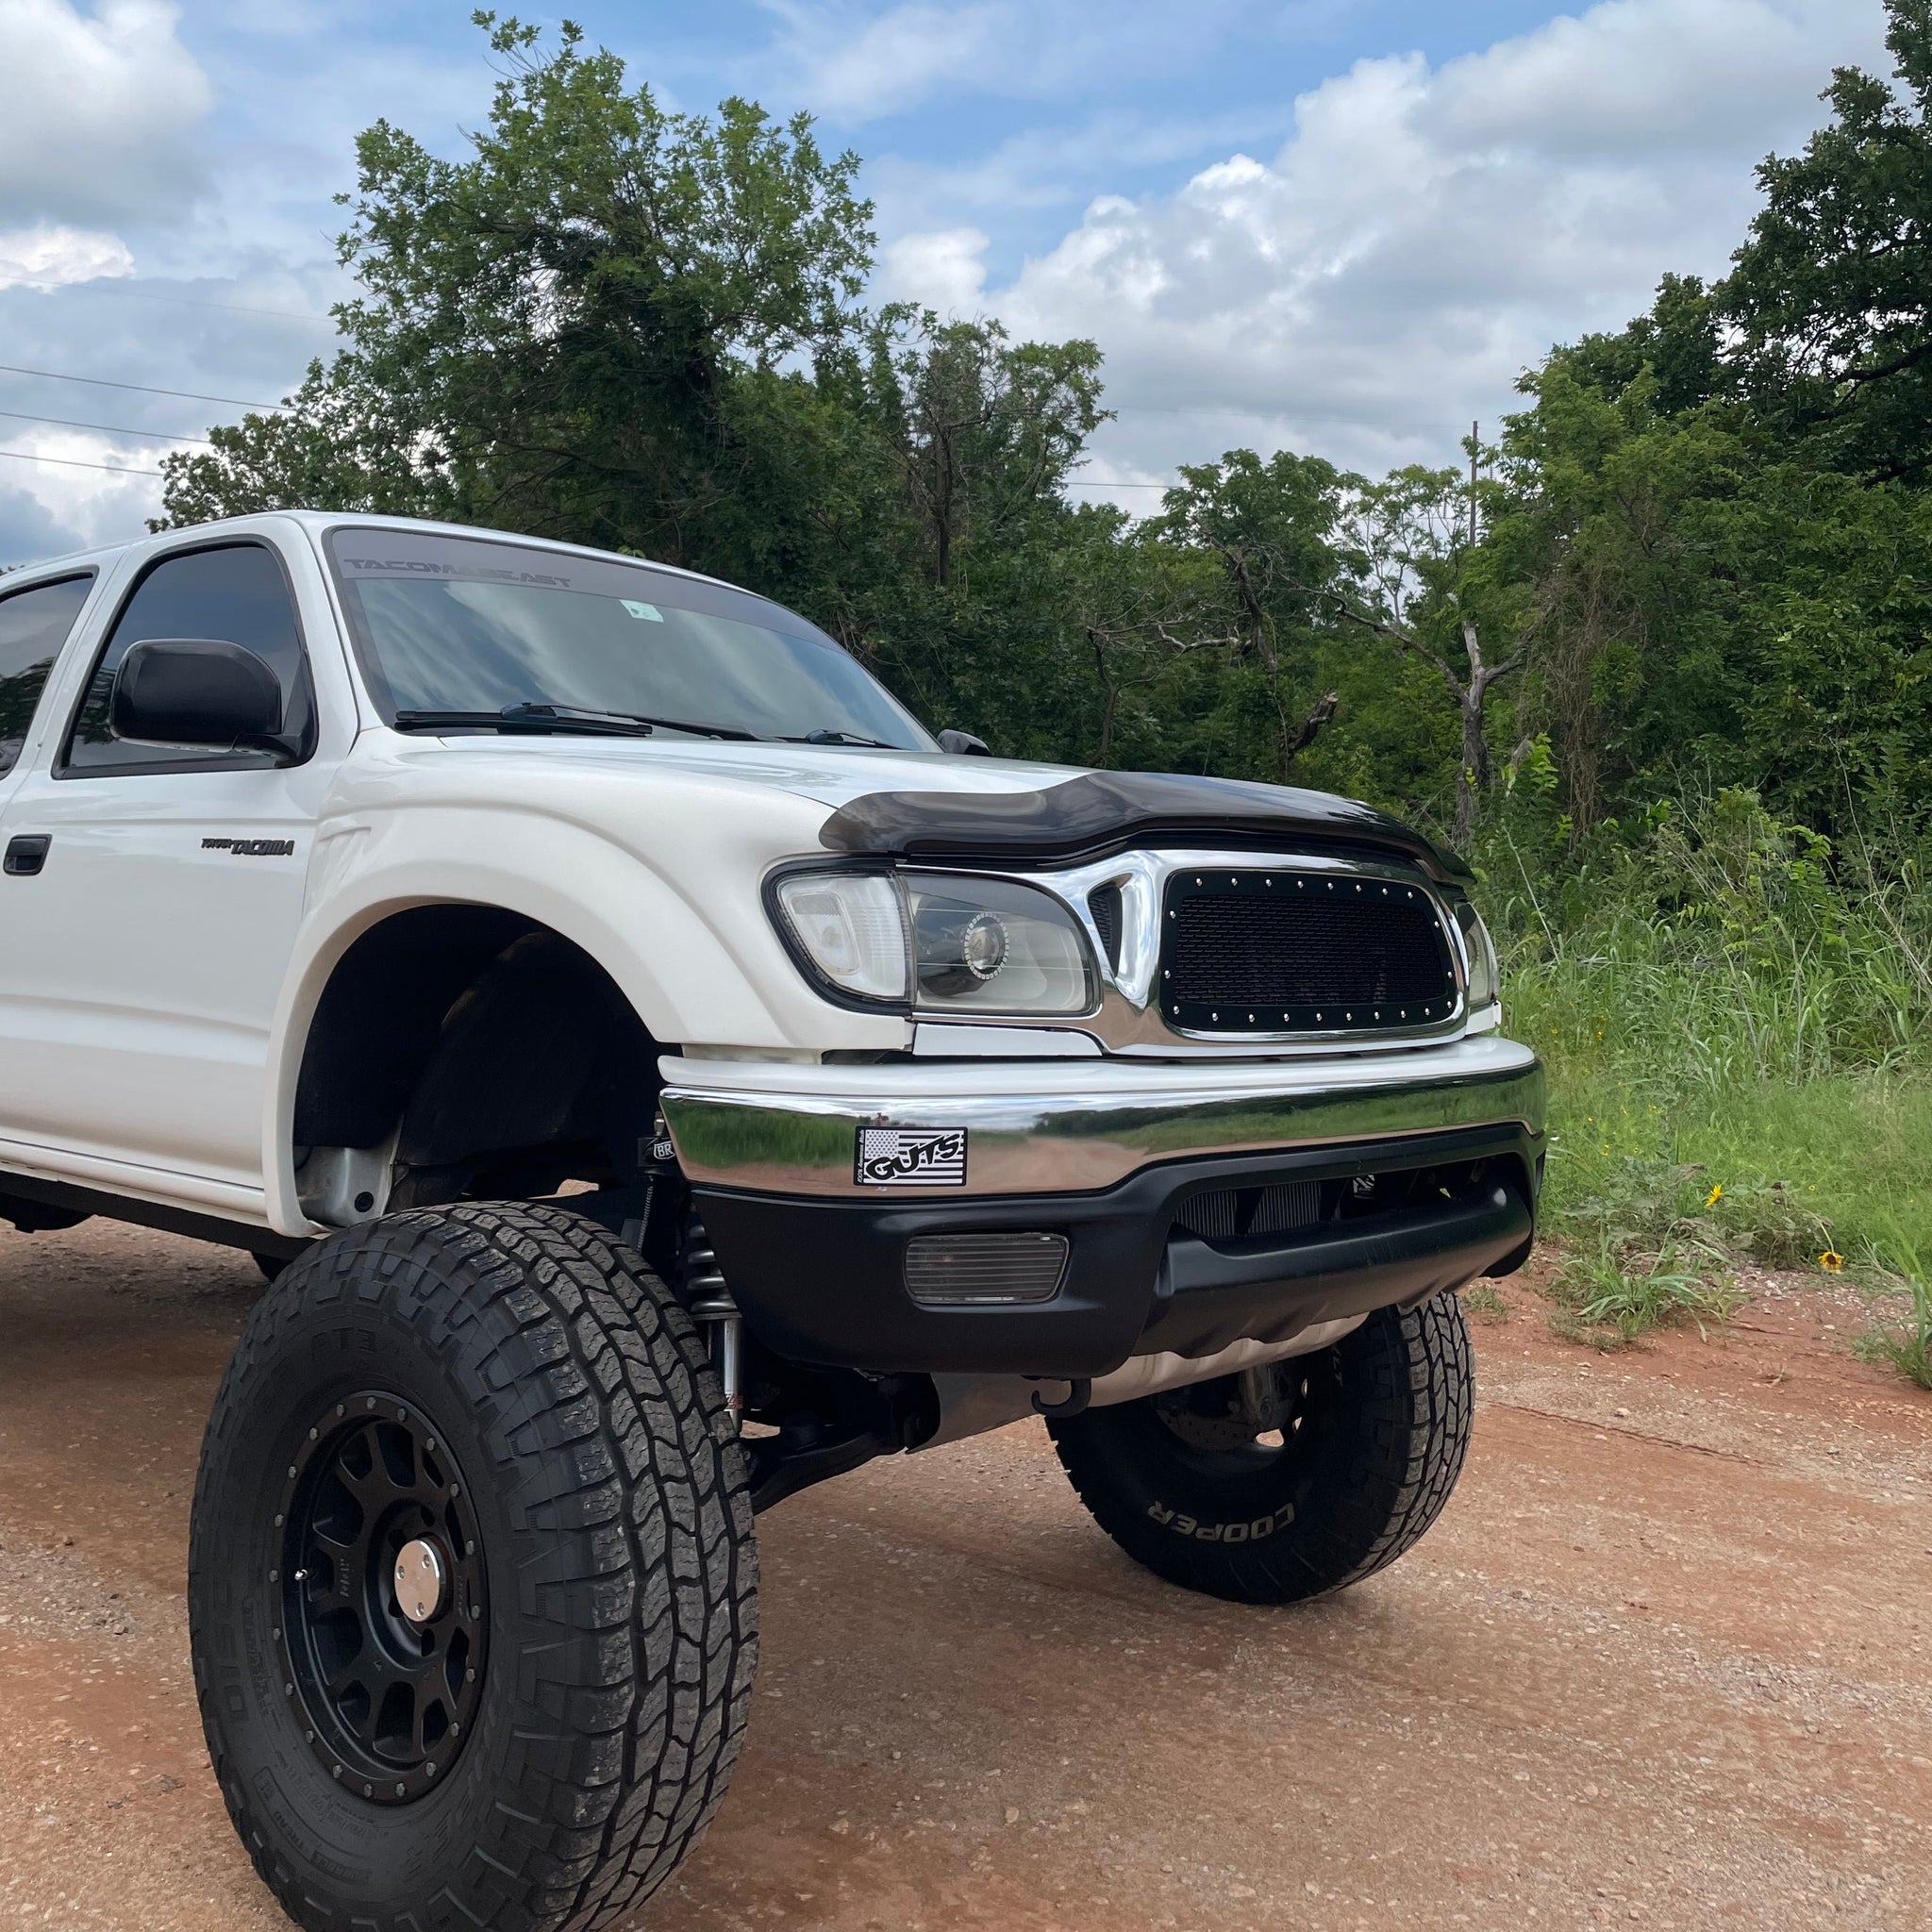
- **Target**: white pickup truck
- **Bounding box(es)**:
[0,511,1542,1931]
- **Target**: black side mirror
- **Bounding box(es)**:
[937,727,990,756]
[112,639,289,757]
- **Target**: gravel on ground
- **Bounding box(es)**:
[1,1220,1928,1932]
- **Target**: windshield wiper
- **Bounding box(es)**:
[392,704,758,741]
[786,727,896,748]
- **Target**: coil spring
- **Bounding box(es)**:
[683,1215,735,1319]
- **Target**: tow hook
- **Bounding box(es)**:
[1031,1377,1091,1419]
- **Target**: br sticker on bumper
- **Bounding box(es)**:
[856,1126,968,1188]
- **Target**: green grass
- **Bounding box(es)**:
[1853,1236,1932,1391]
[1545,1236,1744,1347]
[1478,790,1932,1375]
[1537,1071,1932,1270]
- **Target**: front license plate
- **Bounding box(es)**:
[856,1126,968,1188]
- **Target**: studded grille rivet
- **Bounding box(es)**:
[269,1568,279,1582]
[426,1762,437,1777]
[395,1783,406,1796]
[284,1681,292,1696]
[274,1513,283,1526]
[306,1728,314,1741]
[364,1784,373,1797]
[336,1404,345,1417]
[332,1765,341,1780]
[308,1427,317,1441]
[287,1465,296,1478]
[466,1668,476,1682]
[450,1723,460,1736]
[366,1397,375,1409]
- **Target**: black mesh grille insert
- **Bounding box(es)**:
[1177,1178,1322,1241]
[1161,870,1457,1033]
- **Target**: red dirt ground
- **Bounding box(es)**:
[1,1222,1928,1932]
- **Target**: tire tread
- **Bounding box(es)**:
[189,1202,757,1932]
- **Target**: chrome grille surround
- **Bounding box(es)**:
[828,846,1478,1058]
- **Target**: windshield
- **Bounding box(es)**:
[323,527,934,749]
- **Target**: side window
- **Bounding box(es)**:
[63,542,314,775]
[0,573,93,777]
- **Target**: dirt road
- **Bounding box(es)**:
[1,1218,1928,1932]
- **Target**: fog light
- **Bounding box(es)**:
[905,1232,1068,1306]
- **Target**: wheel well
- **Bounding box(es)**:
[293,906,661,1205]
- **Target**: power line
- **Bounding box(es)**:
[0,409,214,446]
[0,447,161,477]
[0,362,281,410]
[67,284,335,325]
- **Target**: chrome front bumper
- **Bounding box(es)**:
[658,1035,1545,1200]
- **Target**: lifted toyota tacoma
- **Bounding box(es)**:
[0,513,1542,1930]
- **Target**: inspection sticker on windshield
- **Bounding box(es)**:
[620,599,664,621]
[856,1126,967,1188]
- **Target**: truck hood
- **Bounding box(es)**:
[372,736,1469,883]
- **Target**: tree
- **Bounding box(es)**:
[160,10,876,575]
[1151,450,1350,780]
[1320,463,1528,848]
[891,315,1107,589]
[1722,0,1932,481]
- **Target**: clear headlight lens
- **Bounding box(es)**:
[773,871,1094,1015]
[772,874,906,1001]
[907,877,1091,1013]
[1452,898,1499,1010]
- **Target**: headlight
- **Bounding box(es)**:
[773,870,1095,1015]
[771,874,905,1001]
[1451,899,1499,1009]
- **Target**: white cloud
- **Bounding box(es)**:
[965,0,1890,487]
[879,225,989,312]
[0,225,136,291]
[0,428,161,559]
[0,0,215,224]
[761,0,1257,123]
[771,2,1009,120]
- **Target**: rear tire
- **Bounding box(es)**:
[1049,1293,1473,1604]
[190,1202,757,1932]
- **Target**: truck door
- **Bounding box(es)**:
[0,536,338,1194]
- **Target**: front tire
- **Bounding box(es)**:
[190,1202,757,1932]
[1049,1294,1473,1604]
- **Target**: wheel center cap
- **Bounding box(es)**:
[393,1538,447,1624]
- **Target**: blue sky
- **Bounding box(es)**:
[0,0,1894,565]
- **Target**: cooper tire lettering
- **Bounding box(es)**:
[1144,1500,1295,1541]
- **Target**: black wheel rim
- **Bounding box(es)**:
[1151,1353,1343,1475]
[275,1391,488,1805]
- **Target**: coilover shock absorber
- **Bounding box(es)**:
[681,1213,742,1416]
[638,1107,742,1418]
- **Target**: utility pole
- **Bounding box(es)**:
[1468,420,1479,547]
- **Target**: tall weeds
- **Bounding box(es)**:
[1479,784,1932,1292]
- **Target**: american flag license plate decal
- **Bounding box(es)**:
[855,1126,968,1188]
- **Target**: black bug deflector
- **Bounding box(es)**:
[817,770,1472,880]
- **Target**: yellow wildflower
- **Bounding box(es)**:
[1705,1183,1724,1208]
[1819,1250,1844,1274]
